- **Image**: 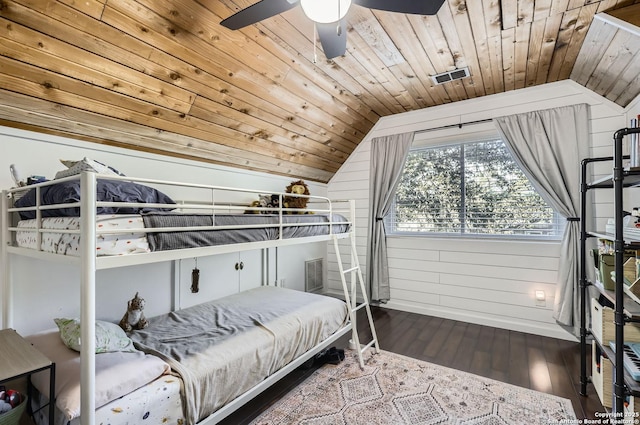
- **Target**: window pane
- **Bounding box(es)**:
[389,139,563,239]
[394,144,462,233]
[463,140,555,235]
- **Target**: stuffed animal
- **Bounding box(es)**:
[0,388,22,413]
[119,292,149,333]
[245,194,280,214]
[262,194,280,210]
[284,180,310,213]
[245,197,267,214]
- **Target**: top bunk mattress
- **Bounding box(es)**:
[15,212,350,256]
[141,211,350,251]
[16,214,150,256]
[130,286,349,424]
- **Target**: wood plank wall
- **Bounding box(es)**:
[326,80,628,340]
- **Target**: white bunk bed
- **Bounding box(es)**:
[1,171,378,425]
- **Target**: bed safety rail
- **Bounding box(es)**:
[2,172,355,268]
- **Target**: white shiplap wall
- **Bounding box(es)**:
[327,80,630,341]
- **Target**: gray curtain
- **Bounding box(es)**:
[493,104,589,332]
[367,132,415,302]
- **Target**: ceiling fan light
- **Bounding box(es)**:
[300,0,352,24]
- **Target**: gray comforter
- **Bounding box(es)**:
[130,286,349,424]
[141,212,350,251]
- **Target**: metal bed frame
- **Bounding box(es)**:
[1,171,379,425]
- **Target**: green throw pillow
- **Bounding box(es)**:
[54,318,136,353]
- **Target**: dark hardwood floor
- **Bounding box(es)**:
[220,306,605,424]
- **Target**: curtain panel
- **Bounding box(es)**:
[494,104,589,334]
[367,132,415,302]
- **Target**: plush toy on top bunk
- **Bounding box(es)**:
[245,194,280,214]
[245,179,311,214]
[283,180,311,214]
[119,292,149,333]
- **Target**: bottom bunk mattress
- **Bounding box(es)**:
[130,286,349,424]
[30,374,184,425]
[25,328,181,425]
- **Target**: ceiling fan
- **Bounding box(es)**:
[220,0,446,59]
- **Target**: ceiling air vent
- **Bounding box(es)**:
[430,67,470,85]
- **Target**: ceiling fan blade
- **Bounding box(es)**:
[220,0,300,30]
[353,0,445,15]
[316,21,347,59]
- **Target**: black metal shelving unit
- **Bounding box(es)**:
[580,127,640,417]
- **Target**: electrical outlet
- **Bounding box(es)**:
[278,278,286,287]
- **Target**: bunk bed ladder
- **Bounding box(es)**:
[333,234,380,368]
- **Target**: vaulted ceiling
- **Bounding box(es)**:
[0,0,639,183]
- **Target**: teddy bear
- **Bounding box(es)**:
[283,180,310,213]
[119,292,149,333]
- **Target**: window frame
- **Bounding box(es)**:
[385,130,565,241]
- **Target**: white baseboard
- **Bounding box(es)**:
[324,288,577,342]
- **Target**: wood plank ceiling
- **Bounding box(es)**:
[0,0,638,183]
[572,3,640,105]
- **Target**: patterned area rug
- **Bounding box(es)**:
[250,349,577,424]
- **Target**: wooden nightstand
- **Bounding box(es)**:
[0,329,55,425]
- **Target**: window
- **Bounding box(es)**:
[387,138,564,239]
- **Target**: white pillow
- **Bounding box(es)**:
[54,157,124,180]
[54,318,136,353]
[26,329,171,421]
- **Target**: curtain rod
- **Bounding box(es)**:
[415,118,494,135]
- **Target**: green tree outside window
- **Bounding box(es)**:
[390,139,562,238]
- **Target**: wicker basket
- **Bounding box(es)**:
[0,396,28,425]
